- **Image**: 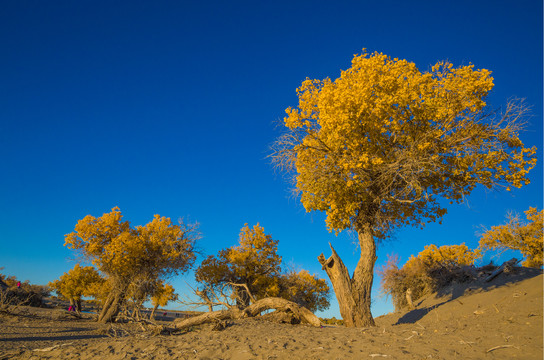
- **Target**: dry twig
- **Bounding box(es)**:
[486,344,517,353]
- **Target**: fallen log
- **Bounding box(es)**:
[172,297,322,331]
[485,258,519,282]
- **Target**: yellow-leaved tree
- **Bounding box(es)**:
[195,223,329,312]
[49,264,105,312]
[272,50,537,327]
[379,244,481,311]
[150,281,178,319]
[64,207,199,322]
[196,223,282,309]
[479,207,543,267]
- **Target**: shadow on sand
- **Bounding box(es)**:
[0,334,106,343]
[395,266,543,325]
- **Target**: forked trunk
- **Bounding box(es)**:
[235,287,251,309]
[317,224,377,327]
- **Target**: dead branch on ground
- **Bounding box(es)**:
[171,297,321,332]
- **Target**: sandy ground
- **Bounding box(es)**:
[0,268,542,360]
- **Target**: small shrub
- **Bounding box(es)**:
[319,316,344,326]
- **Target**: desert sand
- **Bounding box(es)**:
[0,268,542,359]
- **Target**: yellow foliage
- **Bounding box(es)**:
[274,50,537,236]
[196,223,282,305]
[49,264,105,302]
[479,207,543,267]
[65,207,198,281]
[278,269,330,312]
[151,281,178,308]
[404,243,481,270]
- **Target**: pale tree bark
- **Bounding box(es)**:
[318,224,377,327]
[172,297,321,331]
[405,288,415,310]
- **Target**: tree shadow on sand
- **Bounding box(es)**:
[395,266,542,325]
[0,334,107,343]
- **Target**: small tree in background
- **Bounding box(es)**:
[64,207,199,322]
[49,264,105,312]
[195,223,330,312]
[379,244,481,311]
[150,281,178,319]
[196,223,282,308]
[479,207,543,267]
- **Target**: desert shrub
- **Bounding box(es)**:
[0,273,50,308]
[379,244,481,311]
[320,316,344,326]
[64,207,199,322]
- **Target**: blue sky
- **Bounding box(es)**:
[0,0,542,318]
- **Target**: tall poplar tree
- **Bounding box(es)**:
[272,51,537,327]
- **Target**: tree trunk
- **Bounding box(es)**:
[76,298,82,313]
[98,291,124,323]
[150,304,158,319]
[235,287,251,309]
[317,224,377,327]
[405,288,415,310]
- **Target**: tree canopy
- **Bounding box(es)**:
[274,51,536,237]
[196,223,282,307]
[150,281,178,318]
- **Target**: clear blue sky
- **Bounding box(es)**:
[1,0,542,318]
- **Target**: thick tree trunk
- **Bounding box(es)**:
[76,298,82,313]
[317,224,377,327]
